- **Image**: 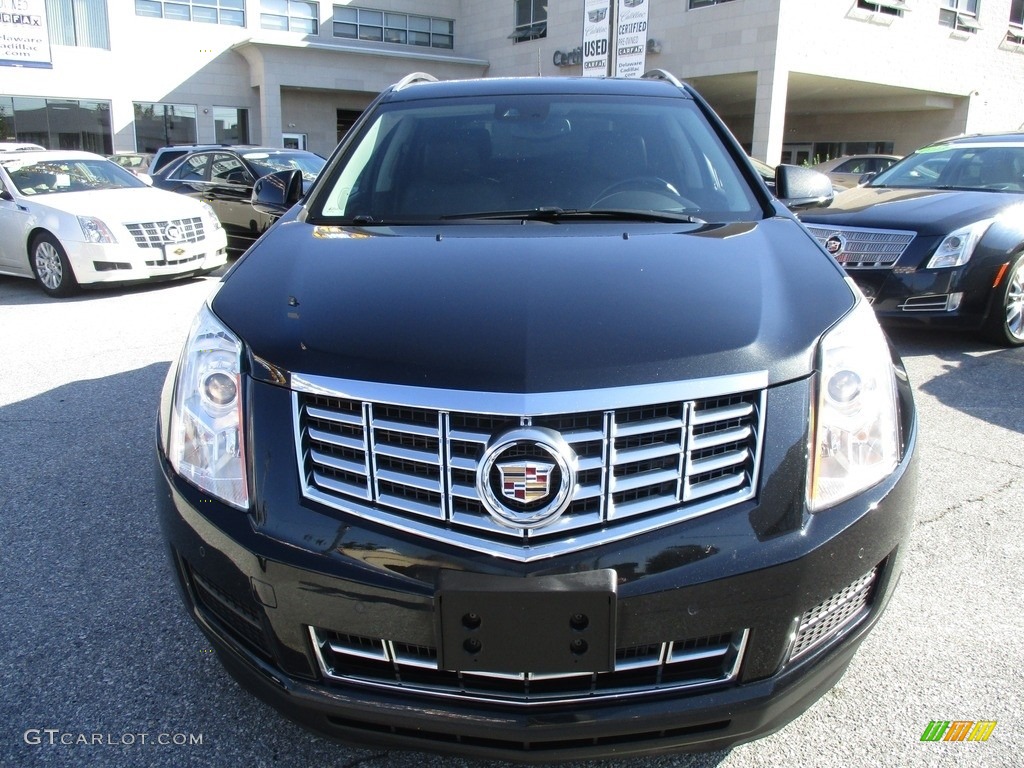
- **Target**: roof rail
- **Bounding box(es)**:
[641,69,684,87]
[394,72,438,90]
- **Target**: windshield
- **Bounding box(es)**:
[869,143,1024,192]
[311,92,760,223]
[242,151,325,181]
[1,157,146,195]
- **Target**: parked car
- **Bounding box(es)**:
[0,150,227,297]
[801,133,1024,346]
[156,72,918,760]
[811,154,900,189]
[107,151,155,182]
[148,143,229,176]
[152,146,325,255]
[0,142,46,152]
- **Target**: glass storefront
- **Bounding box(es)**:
[0,96,112,153]
[133,102,198,152]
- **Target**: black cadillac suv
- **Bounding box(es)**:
[155,72,918,761]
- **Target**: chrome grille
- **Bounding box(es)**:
[310,626,749,705]
[804,224,915,268]
[790,567,878,661]
[125,216,206,248]
[293,373,767,561]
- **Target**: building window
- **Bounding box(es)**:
[47,0,110,49]
[133,102,198,152]
[337,109,362,143]
[0,96,112,153]
[1009,0,1024,42]
[940,0,981,32]
[689,0,736,8]
[135,0,245,26]
[857,0,906,17]
[332,7,453,49]
[511,0,546,43]
[261,0,319,33]
[214,107,249,144]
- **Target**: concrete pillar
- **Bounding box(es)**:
[751,64,788,166]
[256,78,282,148]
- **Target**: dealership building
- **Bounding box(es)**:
[3,0,1024,165]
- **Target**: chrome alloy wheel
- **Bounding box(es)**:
[33,239,64,291]
[1006,260,1024,342]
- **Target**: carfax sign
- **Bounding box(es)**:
[0,0,51,69]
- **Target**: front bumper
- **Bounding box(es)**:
[64,229,228,285]
[847,260,1004,331]
[154,373,919,761]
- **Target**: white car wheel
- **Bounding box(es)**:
[31,233,80,298]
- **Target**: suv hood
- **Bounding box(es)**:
[801,186,1024,235]
[212,217,853,392]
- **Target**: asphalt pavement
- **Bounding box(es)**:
[0,272,1020,768]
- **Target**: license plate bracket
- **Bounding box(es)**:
[436,569,616,675]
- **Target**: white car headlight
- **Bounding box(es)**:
[168,304,248,509]
[808,297,900,511]
[78,216,116,243]
[200,201,223,230]
[926,219,993,269]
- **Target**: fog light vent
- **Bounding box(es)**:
[790,567,878,661]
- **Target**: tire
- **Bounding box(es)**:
[30,232,80,298]
[983,255,1024,347]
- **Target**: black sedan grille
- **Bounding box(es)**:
[804,224,915,269]
[293,374,766,560]
[310,626,749,705]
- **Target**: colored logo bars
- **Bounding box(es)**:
[920,720,997,742]
[498,461,554,504]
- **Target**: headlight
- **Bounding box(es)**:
[808,297,900,511]
[926,219,993,268]
[78,216,116,243]
[168,304,248,509]
[200,201,223,230]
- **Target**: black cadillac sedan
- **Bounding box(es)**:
[155,73,918,761]
[152,146,325,255]
[800,132,1024,346]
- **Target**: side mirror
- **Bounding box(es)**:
[857,171,876,186]
[0,188,12,202]
[775,165,834,211]
[252,169,304,216]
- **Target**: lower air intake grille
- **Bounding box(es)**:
[310,627,749,705]
[790,566,878,661]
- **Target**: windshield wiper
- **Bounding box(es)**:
[440,207,705,224]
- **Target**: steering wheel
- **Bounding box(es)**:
[592,176,698,209]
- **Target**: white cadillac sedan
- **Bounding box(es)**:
[0,150,228,297]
